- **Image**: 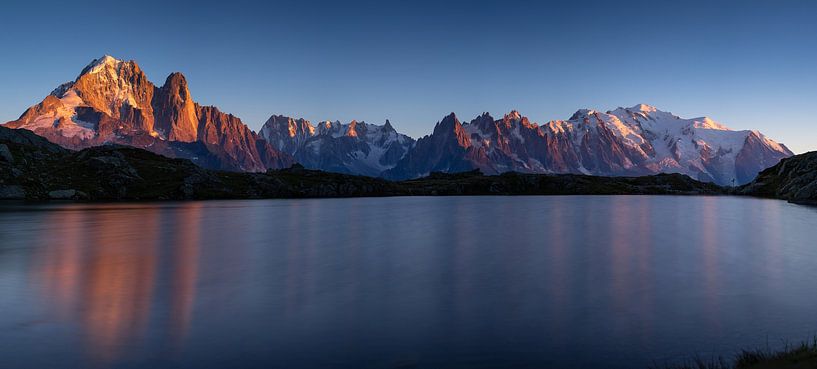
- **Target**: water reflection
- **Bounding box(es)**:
[2,197,816,369]
[28,204,202,365]
[700,196,722,333]
[83,207,158,363]
[168,203,202,349]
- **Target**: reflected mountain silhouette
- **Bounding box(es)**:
[31,204,202,364]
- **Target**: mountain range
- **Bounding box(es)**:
[3,56,793,185]
[382,106,792,185]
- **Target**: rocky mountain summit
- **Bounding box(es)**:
[4,56,292,171]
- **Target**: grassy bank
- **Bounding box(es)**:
[656,339,817,369]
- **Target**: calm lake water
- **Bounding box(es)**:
[1,196,816,369]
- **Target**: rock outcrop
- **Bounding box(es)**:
[736,151,817,204]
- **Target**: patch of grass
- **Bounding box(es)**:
[652,339,817,369]
[734,339,817,369]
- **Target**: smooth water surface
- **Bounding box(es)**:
[1,196,816,368]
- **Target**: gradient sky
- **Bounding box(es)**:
[1,0,815,153]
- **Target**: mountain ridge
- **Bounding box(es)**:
[383,104,792,185]
[3,56,792,185]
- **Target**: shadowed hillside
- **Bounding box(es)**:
[737,151,817,204]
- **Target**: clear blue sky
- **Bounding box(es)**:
[1,0,815,153]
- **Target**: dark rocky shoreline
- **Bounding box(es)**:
[735,151,817,205]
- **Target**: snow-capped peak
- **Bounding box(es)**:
[79,55,127,77]
[690,117,729,130]
[629,103,658,113]
[569,109,598,120]
[609,104,679,122]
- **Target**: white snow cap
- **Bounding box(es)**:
[79,55,127,76]
[629,103,658,112]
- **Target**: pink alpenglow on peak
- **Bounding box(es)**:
[631,103,658,113]
[3,55,293,172]
[383,105,792,185]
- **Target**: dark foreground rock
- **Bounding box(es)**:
[1,126,725,201]
[736,151,817,205]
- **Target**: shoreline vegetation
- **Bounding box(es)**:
[656,339,817,369]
